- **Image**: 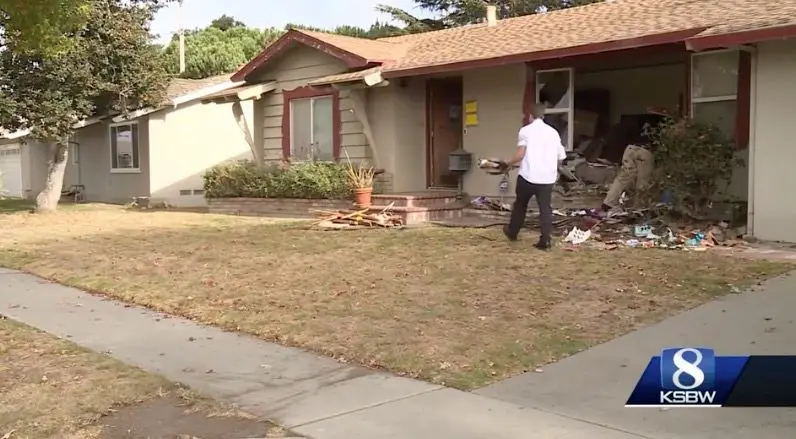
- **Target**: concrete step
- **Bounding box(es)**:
[372,191,462,209]
[369,202,467,226]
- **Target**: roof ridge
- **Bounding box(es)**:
[376,0,642,43]
[292,28,403,46]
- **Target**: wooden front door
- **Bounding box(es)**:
[427,77,463,188]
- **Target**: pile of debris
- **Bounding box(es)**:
[471,195,511,212]
[552,205,749,251]
[312,204,404,230]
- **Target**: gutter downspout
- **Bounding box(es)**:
[746,50,758,237]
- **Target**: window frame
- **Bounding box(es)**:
[68,135,79,165]
[534,67,575,151]
[109,121,141,173]
[289,95,336,160]
[689,48,752,149]
[281,86,340,161]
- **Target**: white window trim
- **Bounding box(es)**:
[542,108,570,115]
[109,121,141,174]
[692,94,738,104]
[289,96,334,161]
[68,135,79,165]
[535,67,575,151]
[70,144,79,165]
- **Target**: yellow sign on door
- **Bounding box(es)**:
[464,100,478,127]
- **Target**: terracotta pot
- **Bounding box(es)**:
[354,187,373,208]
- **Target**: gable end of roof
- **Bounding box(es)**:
[232,30,373,82]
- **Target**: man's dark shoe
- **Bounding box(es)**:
[503,225,518,241]
[534,241,552,251]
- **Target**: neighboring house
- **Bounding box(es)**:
[0,74,271,206]
[227,0,796,242]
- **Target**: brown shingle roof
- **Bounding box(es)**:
[380,0,796,74]
[233,0,796,81]
[295,30,408,62]
[165,73,232,100]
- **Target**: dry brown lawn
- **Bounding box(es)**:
[0,317,282,439]
[0,203,792,390]
[0,317,169,438]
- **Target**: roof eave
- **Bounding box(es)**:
[686,23,796,51]
[382,28,707,79]
[231,30,373,82]
[1,117,103,140]
[201,81,278,103]
[111,80,243,123]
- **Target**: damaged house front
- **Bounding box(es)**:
[230,0,796,243]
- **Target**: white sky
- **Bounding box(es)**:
[151,0,432,44]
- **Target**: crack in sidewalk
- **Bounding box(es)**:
[286,386,445,429]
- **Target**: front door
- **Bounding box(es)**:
[427,77,463,188]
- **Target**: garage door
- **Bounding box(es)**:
[0,146,24,198]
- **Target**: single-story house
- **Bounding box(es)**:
[226,0,796,242]
[0,74,271,206]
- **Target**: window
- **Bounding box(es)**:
[110,122,140,172]
[69,143,79,165]
[690,50,751,147]
[535,68,574,150]
[290,96,334,161]
[282,86,340,161]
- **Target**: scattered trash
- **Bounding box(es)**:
[471,195,511,212]
[564,227,591,245]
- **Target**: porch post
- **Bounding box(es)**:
[682,54,692,118]
[522,62,536,125]
[345,88,382,167]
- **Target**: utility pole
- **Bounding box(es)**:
[178,0,185,74]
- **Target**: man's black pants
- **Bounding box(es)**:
[506,176,554,244]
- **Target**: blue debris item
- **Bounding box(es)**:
[634,224,652,237]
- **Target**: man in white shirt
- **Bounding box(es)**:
[501,103,567,249]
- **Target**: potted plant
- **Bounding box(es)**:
[344,153,376,208]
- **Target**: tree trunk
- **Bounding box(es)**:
[35,142,68,213]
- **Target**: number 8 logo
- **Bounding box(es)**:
[672,347,706,390]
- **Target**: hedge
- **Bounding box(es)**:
[203,160,353,199]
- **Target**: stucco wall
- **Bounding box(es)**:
[20,139,49,198]
[461,64,526,197]
[148,100,255,207]
[749,38,796,242]
[73,118,150,204]
[19,138,82,200]
[251,45,371,164]
[367,79,427,193]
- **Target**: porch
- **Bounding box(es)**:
[362,42,751,223]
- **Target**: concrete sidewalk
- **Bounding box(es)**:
[477,272,796,439]
[0,268,640,439]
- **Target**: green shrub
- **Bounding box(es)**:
[640,117,743,217]
[203,160,353,199]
